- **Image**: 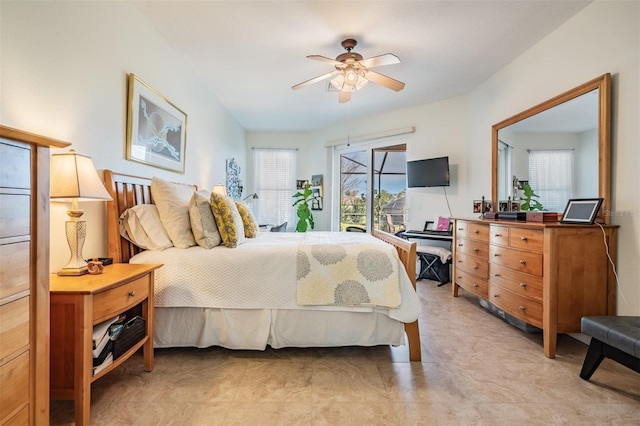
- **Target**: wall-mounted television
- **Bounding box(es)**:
[407,156,450,187]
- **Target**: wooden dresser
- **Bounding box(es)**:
[452,218,618,358]
[0,126,70,425]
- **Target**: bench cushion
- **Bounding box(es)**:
[581,316,640,358]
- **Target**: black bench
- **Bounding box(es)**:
[579,316,640,380]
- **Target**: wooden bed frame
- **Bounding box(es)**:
[104,170,421,361]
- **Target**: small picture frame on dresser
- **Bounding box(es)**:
[560,198,603,224]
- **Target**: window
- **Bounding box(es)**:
[497,140,513,200]
[528,149,574,212]
[252,148,297,228]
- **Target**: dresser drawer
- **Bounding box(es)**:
[489,264,543,301]
[455,237,489,259]
[455,221,489,242]
[0,296,30,361]
[0,242,30,300]
[509,228,543,253]
[489,225,510,247]
[454,269,488,298]
[490,244,543,276]
[455,252,489,278]
[93,276,149,323]
[0,350,29,423]
[0,141,30,189]
[489,283,542,327]
[0,194,30,239]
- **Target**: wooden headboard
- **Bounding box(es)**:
[104,170,154,263]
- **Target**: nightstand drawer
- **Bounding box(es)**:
[93,276,149,323]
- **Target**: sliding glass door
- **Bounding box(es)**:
[334,142,406,232]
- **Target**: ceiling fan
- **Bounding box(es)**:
[292,38,405,103]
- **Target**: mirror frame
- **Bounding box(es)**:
[491,73,611,224]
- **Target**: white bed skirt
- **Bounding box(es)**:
[154,307,406,350]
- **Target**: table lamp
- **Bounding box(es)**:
[50,149,112,276]
[212,183,227,196]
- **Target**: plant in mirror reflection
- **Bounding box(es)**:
[519,183,544,211]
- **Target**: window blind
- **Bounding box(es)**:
[528,149,574,212]
[253,148,297,228]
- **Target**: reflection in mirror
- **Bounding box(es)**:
[497,89,599,212]
[492,74,611,223]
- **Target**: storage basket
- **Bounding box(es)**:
[112,316,146,359]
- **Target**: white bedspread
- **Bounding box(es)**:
[129,232,420,323]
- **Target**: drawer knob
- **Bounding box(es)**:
[457,260,463,263]
[473,266,479,270]
[493,294,499,298]
[519,305,525,311]
[129,291,136,297]
[519,282,526,288]
[494,253,500,257]
[494,233,501,237]
[520,236,528,241]
[473,283,479,288]
[494,273,500,277]
[473,248,479,252]
[458,228,464,231]
[474,230,479,234]
[519,259,526,265]
[458,243,464,247]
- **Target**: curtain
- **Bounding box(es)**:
[253,148,297,228]
[528,149,574,212]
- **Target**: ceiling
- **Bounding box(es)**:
[133,1,591,132]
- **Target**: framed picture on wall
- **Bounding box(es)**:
[126,73,187,173]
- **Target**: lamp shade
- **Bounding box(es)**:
[212,184,227,197]
[50,150,112,201]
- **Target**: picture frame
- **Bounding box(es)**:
[311,174,323,188]
[126,73,187,173]
[560,198,603,224]
[296,180,308,190]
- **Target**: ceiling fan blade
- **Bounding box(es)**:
[307,55,344,67]
[364,70,405,92]
[357,53,400,69]
[338,90,352,103]
[292,71,339,90]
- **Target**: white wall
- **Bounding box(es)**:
[468,1,639,315]
[1,1,246,272]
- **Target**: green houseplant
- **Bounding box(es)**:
[519,183,544,211]
[292,184,316,232]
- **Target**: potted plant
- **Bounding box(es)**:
[292,183,317,232]
[519,183,544,211]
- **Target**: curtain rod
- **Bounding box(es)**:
[251,147,298,150]
[325,126,415,147]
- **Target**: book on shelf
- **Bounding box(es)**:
[92,315,125,357]
[93,353,113,376]
[93,340,114,367]
[92,314,125,350]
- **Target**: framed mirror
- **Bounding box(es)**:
[491,74,611,223]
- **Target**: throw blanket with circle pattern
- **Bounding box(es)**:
[297,242,401,308]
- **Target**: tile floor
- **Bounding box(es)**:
[50,281,640,425]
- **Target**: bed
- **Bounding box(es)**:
[104,170,421,361]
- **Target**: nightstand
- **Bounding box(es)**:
[50,263,162,425]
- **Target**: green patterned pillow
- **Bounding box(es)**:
[235,201,258,238]
[209,192,245,248]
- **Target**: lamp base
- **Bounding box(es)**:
[57,266,88,276]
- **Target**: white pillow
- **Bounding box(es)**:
[189,190,222,249]
[119,204,173,251]
[150,176,196,248]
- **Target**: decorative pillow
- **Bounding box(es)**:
[189,190,222,249]
[210,192,245,248]
[150,176,196,248]
[119,204,173,251]
[235,201,258,238]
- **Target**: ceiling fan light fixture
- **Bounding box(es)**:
[330,73,345,91]
[355,74,368,90]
